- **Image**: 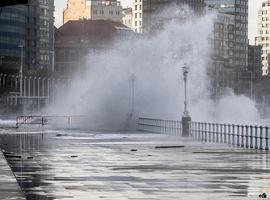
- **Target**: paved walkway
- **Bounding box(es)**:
[0,150,25,200]
[0,130,270,200]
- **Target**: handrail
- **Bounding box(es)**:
[190,122,269,151]
[138,117,182,135]
[138,117,270,151]
[15,115,90,128]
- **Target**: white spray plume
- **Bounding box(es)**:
[45,7,260,129]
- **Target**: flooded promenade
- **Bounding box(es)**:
[0,129,269,200]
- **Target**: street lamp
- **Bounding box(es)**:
[182,64,190,117]
[18,44,23,97]
[182,63,191,137]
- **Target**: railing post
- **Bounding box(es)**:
[245,125,249,148]
[224,124,227,143]
[266,127,269,151]
[206,123,210,142]
[241,125,244,148]
[194,122,197,139]
[209,123,212,143]
[182,116,191,137]
[204,122,206,141]
[172,120,175,135]
[198,122,200,139]
[250,126,253,149]
[228,124,231,145]
[212,123,215,143]
[204,123,207,142]
[237,125,240,147]
[255,126,258,149]
[259,126,263,150]
[220,124,223,143]
[216,124,219,143]
[177,121,182,135]
[178,120,180,135]
[16,116,19,128]
[202,123,205,141]
[232,124,235,146]
[201,122,204,141]
[174,120,177,135]
[41,117,44,126]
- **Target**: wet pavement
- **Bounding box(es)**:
[0,149,25,200]
[0,129,270,199]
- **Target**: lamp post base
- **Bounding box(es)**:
[182,115,191,137]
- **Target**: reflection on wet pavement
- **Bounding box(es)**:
[0,150,25,200]
[0,129,270,200]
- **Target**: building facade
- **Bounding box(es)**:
[55,20,131,77]
[132,0,142,33]
[122,7,133,29]
[256,1,270,76]
[63,0,90,24]
[131,0,205,33]
[63,0,122,24]
[248,44,262,74]
[205,0,249,71]
[210,13,236,98]
[0,0,54,76]
[39,0,55,74]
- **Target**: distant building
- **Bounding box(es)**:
[256,0,270,76]
[233,45,262,99]
[55,20,132,76]
[0,0,54,75]
[39,0,55,74]
[122,7,133,29]
[63,0,122,24]
[63,0,90,24]
[205,0,249,71]
[248,44,262,74]
[131,0,205,33]
[132,0,142,33]
[210,13,236,97]
[0,5,28,74]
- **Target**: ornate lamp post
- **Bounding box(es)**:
[182,63,191,137]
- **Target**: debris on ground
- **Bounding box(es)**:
[155,145,185,149]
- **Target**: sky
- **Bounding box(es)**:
[55,0,261,44]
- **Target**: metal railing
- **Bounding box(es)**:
[138,117,182,135]
[137,118,270,151]
[16,116,47,128]
[191,122,269,151]
[16,115,91,129]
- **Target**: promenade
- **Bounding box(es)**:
[0,149,25,200]
[0,129,269,199]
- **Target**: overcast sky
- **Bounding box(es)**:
[54,0,262,44]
